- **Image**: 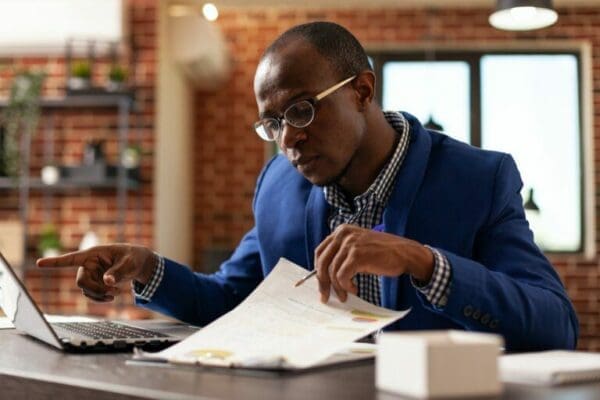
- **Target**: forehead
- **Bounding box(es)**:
[254,39,337,106]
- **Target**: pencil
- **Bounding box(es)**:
[294,270,317,287]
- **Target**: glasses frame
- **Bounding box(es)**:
[254,75,356,142]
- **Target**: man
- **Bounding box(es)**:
[38,22,578,352]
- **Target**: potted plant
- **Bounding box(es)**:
[68,60,92,90]
[107,64,127,91]
[37,223,61,258]
[0,70,45,178]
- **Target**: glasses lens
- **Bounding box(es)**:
[254,118,279,141]
[284,100,314,128]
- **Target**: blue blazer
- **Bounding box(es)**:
[138,113,578,352]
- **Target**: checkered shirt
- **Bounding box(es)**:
[132,252,164,302]
[134,112,452,307]
[323,111,451,307]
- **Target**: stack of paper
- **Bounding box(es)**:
[134,258,409,370]
[500,350,600,385]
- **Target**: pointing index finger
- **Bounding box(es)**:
[36,249,93,269]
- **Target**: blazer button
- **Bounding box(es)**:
[481,314,491,325]
[490,319,499,329]
[472,309,481,321]
[463,305,473,317]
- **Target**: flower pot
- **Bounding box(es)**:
[42,248,60,258]
[106,80,124,92]
[68,77,91,90]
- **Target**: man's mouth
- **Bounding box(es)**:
[293,155,319,169]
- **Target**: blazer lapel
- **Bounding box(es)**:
[381,115,432,310]
[304,186,330,270]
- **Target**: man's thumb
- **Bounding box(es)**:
[103,258,128,286]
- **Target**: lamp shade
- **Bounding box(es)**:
[489,0,558,31]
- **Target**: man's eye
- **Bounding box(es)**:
[265,119,279,130]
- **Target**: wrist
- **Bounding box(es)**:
[408,244,435,283]
[137,250,157,285]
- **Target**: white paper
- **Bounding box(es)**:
[139,258,409,369]
[500,350,600,385]
[0,267,20,321]
[0,317,14,329]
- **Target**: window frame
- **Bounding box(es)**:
[369,48,588,256]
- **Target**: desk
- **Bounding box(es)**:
[1,329,599,400]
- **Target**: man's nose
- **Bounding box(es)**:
[279,122,307,150]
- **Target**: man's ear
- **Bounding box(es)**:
[353,71,376,111]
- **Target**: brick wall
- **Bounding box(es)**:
[193,6,600,350]
[0,0,156,318]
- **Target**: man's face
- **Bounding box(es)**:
[253,40,366,187]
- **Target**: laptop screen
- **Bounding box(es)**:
[0,253,62,348]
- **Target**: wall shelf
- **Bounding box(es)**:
[0,91,138,277]
[0,177,140,190]
[0,91,134,109]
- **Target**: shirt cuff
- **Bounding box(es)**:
[410,246,452,307]
[132,253,164,302]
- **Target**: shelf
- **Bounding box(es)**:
[0,177,140,190]
[0,91,134,109]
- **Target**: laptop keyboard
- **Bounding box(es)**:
[52,321,170,340]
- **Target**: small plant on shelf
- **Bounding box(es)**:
[68,60,92,90]
[107,64,127,92]
[37,223,61,258]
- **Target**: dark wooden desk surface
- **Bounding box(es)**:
[1,328,599,400]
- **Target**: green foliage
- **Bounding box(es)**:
[0,71,45,177]
[108,65,127,82]
[71,61,91,79]
[37,223,61,255]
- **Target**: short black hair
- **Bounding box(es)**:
[263,21,372,79]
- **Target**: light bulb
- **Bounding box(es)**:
[41,165,59,185]
[202,3,218,22]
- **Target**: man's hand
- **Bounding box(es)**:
[36,244,156,302]
[314,224,434,303]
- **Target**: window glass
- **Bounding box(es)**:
[382,61,471,144]
[481,54,581,251]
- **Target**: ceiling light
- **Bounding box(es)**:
[489,0,558,31]
[202,3,218,22]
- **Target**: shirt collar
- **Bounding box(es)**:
[323,111,410,210]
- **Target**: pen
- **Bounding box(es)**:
[294,223,385,287]
[294,270,317,287]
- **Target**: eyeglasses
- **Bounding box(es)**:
[254,75,356,142]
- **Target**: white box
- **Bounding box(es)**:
[376,330,503,398]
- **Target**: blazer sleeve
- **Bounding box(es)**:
[420,154,579,351]
[133,157,281,326]
[135,228,263,326]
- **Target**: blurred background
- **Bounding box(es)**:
[0,0,598,350]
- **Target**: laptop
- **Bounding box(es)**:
[0,251,189,352]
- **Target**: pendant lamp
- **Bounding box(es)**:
[489,0,558,31]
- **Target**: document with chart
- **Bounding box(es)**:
[133,258,409,370]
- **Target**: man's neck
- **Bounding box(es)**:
[337,110,399,198]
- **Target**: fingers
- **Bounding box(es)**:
[36,245,113,269]
[328,245,350,302]
[337,258,359,296]
[82,288,115,303]
[103,255,134,286]
[316,224,357,303]
[315,234,336,303]
[76,266,119,302]
[316,224,375,303]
